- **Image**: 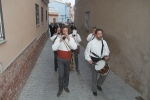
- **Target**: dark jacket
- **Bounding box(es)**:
[49,25,55,34]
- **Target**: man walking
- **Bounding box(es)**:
[84,29,110,96]
[49,23,55,37]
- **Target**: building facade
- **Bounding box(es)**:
[49,0,71,23]
[49,7,58,23]
[75,0,150,100]
[0,0,49,99]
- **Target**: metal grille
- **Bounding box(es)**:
[41,7,43,22]
[46,10,47,21]
[35,4,39,25]
[0,21,3,39]
[85,11,90,33]
[0,0,4,40]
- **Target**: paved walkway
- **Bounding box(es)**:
[19,40,141,100]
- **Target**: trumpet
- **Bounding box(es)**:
[63,37,66,40]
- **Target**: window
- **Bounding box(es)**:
[41,7,43,23]
[0,0,5,40]
[67,19,69,23]
[35,4,39,25]
[53,18,56,23]
[46,10,47,21]
[85,11,90,33]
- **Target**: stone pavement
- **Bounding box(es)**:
[18,40,141,100]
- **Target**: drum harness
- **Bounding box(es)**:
[91,39,110,75]
[91,39,104,65]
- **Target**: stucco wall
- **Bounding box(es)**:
[0,0,48,70]
[49,12,58,23]
[49,15,58,23]
[75,0,150,99]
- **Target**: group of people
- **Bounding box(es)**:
[49,22,75,37]
[49,25,110,97]
[49,23,60,37]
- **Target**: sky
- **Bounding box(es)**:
[63,0,75,6]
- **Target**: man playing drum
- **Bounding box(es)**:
[84,29,110,96]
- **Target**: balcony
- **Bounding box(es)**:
[49,9,58,13]
[42,0,49,4]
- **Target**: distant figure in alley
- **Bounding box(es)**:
[87,27,97,42]
[69,27,82,73]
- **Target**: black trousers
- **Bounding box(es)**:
[54,51,58,69]
[57,57,70,92]
[72,49,79,70]
[51,31,54,37]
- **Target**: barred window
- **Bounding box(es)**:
[46,10,47,21]
[0,0,5,40]
[41,7,43,23]
[35,4,39,25]
[85,11,90,33]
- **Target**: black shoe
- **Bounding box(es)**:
[76,69,80,74]
[97,85,102,91]
[64,88,70,93]
[93,92,97,96]
[57,91,61,97]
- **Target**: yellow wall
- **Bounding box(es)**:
[49,15,58,23]
[0,0,48,69]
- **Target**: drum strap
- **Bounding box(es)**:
[91,52,104,60]
[91,39,104,59]
[92,36,95,40]
[101,39,104,56]
[63,40,72,51]
[53,36,57,43]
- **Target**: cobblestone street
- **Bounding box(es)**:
[19,40,141,100]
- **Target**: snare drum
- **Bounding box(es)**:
[95,60,110,76]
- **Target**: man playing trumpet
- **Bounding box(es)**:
[52,26,77,97]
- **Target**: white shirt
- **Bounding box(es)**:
[69,34,82,46]
[50,33,61,41]
[87,33,95,41]
[84,38,110,61]
[57,24,60,28]
[52,37,77,51]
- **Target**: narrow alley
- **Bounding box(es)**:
[19,40,140,100]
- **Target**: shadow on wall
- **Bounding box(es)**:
[105,33,150,100]
[78,27,150,99]
[106,34,133,77]
[104,34,121,56]
[78,24,88,47]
